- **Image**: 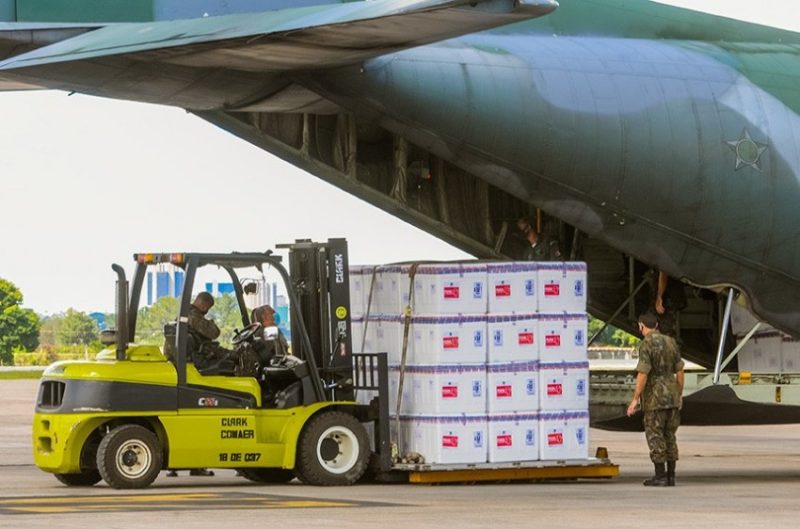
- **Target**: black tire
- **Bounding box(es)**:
[238,468,296,483]
[295,411,369,486]
[96,424,163,489]
[54,469,102,487]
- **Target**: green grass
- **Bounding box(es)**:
[0,369,44,380]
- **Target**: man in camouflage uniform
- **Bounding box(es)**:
[517,217,562,261]
[187,292,258,377]
[627,312,685,486]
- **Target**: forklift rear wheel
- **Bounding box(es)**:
[295,411,369,486]
[97,424,163,489]
[238,468,296,483]
[54,469,102,487]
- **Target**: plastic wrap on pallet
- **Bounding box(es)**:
[539,410,589,460]
[487,412,540,463]
[412,263,488,315]
[538,361,589,411]
[538,313,588,363]
[486,361,539,413]
[487,313,539,363]
[389,364,486,414]
[348,265,366,317]
[370,265,412,315]
[487,262,538,313]
[536,262,587,313]
[399,414,488,464]
[351,315,378,354]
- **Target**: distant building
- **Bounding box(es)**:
[143,267,289,338]
[89,312,108,331]
[145,264,184,306]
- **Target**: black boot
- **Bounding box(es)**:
[643,462,668,486]
[666,461,676,486]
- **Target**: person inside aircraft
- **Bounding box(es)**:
[652,270,687,339]
[517,217,562,261]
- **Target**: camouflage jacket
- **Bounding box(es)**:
[187,305,221,342]
[635,331,684,411]
[523,234,562,261]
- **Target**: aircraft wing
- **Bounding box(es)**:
[0,0,557,74]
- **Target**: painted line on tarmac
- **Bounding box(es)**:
[0,492,397,515]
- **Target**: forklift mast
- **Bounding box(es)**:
[280,238,354,401]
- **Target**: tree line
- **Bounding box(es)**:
[1,278,248,365]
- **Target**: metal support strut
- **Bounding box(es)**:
[713,288,736,385]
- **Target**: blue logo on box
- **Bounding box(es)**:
[474,431,484,447]
[526,379,536,395]
[576,427,586,445]
[474,330,484,347]
[575,329,585,346]
[577,379,586,397]
[525,279,535,296]
[493,330,503,346]
[472,380,483,397]
[526,429,535,446]
[473,282,483,299]
[574,279,584,297]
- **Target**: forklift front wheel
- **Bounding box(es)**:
[97,424,163,489]
[295,411,369,486]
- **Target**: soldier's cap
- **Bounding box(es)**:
[638,312,659,329]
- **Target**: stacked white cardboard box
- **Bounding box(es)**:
[351,261,590,465]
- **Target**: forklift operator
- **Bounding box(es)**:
[187,292,258,377]
[188,292,221,343]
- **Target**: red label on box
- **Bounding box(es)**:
[442,385,458,399]
[495,284,511,297]
[545,334,561,347]
[497,434,513,447]
[518,332,534,345]
[444,286,460,299]
[547,432,564,446]
[496,385,512,398]
[443,336,460,349]
[544,283,560,296]
[442,435,459,448]
[547,383,563,396]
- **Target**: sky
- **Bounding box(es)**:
[0,0,797,315]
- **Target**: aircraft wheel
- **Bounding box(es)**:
[295,411,369,486]
[97,424,163,489]
[238,468,296,483]
[54,469,102,487]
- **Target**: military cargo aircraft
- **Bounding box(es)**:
[1,0,799,425]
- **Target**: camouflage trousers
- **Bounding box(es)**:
[643,408,681,463]
[194,343,259,378]
[233,346,260,378]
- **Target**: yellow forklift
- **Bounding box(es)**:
[32,239,391,489]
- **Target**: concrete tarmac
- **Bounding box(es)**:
[2,379,800,528]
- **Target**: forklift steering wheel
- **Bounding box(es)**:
[231,323,262,346]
